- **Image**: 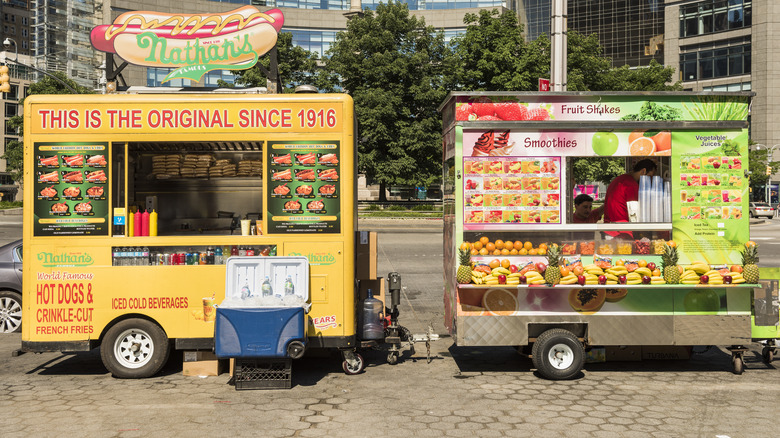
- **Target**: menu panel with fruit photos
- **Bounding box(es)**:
[33,142,109,236]
[463,156,561,230]
[266,141,341,234]
[678,155,745,221]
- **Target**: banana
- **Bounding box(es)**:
[531,279,546,285]
[682,271,699,280]
[732,278,746,284]
[606,280,618,285]
[634,267,652,277]
[627,280,642,285]
[584,274,600,280]
[587,269,604,276]
[585,280,599,285]
[471,276,480,284]
[704,270,722,277]
[492,267,511,276]
[626,274,642,281]
[584,264,600,271]
[681,280,700,284]
[508,273,522,278]
[691,264,710,275]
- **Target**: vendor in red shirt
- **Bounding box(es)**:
[603,159,657,238]
[572,194,604,223]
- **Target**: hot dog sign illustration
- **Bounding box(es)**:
[90,6,284,83]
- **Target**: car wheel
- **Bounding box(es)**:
[0,291,22,333]
[100,318,170,378]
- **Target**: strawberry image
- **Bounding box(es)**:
[527,108,550,121]
[471,101,496,118]
[455,104,475,121]
[477,115,501,121]
[494,102,528,121]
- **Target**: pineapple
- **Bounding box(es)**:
[457,249,473,284]
[544,244,562,285]
[740,242,760,284]
[661,243,680,284]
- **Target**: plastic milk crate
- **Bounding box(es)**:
[234,358,292,390]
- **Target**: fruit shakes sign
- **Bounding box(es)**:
[90,7,284,83]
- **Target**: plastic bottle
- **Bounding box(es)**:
[149,210,158,236]
[284,275,295,296]
[361,289,385,340]
[134,209,142,237]
[214,246,223,265]
[140,209,150,236]
[240,278,251,299]
[261,276,273,297]
[112,247,120,266]
[142,246,150,265]
[118,247,127,266]
[127,212,135,237]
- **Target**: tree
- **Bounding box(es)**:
[223,32,336,92]
[326,2,449,200]
[747,146,780,202]
[2,71,93,185]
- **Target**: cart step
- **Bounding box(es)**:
[233,358,291,390]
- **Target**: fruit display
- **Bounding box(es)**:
[661,242,680,284]
[543,244,562,285]
[739,241,759,284]
[457,249,472,284]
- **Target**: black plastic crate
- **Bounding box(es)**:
[234,359,292,390]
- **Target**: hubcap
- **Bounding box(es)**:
[114,329,154,369]
[0,297,22,333]
[547,343,575,370]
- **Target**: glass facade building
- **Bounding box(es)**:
[679,0,752,38]
[362,0,508,10]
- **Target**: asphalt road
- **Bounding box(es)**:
[2,215,780,437]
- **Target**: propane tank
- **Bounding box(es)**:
[361,289,384,340]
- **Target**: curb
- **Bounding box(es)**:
[0,208,22,216]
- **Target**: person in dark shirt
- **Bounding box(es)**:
[572,194,604,223]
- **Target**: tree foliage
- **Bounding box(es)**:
[224,32,336,92]
[326,2,448,198]
[747,144,780,201]
[2,71,93,183]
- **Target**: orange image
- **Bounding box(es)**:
[629,136,655,156]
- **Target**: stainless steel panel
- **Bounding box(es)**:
[674,315,751,345]
[587,315,674,345]
[458,315,528,346]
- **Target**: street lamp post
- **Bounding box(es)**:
[753,143,779,204]
[2,38,78,94]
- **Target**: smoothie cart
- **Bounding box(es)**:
[440,92,778,379]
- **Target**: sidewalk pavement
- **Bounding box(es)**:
[359,217,442,233]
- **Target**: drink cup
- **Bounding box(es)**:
[701,174,708,186]
[202,297,216,322]
[240,219,251,236]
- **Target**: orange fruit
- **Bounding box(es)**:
[653,149,671,156]
[677,265,684,274]
[472,241,483,251]
[501,248,510,255]
[629,137,655,156]
[479,248,489,255]
[470,248,479,255]
[745,241,756,248]
[492,249,501,256]
[482,289,518,315]
[509,248,518,255]
[459,242,471,251]
[538,243,548,251]
[560,266,570,277]
[514,241,523,251]
[524,241,533,251]
[489,259,501,269]
[538,248,547,256]
[652,268,661,277]
[494,239,504,250]
[460,304,486,314]
[730,265,743,273]
[479,236,490,245]
[628,130,646,145]
[573,266,584,276]
[615,259,625,266]
[667,240,677,248]
[486,242,496,252]
[651,131,671,151]
[528,249,538,255]
[501,259,511,269]
[503,241,514,251]
[518,248,528,255]
[637,259,648,268]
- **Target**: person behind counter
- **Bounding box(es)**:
[572,194,604,223]
[603,159,657,238]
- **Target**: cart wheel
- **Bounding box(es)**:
[342,353,365,375]
[732,355,744,375]
[387,351,399,365]
[100,318,170,379]
[531,329,584,380]
[762,347,774,364]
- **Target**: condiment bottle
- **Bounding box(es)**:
[149,210,158,236]
[127,211,135,237]
[141,209,150,236]
[134,208,142,237]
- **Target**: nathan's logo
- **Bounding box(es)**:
[37,251,94,268]
[90,7,284,83]
[288,251,336,266]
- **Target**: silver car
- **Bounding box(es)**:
[749,202,774,219]
[0,240,22,333]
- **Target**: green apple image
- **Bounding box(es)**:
[683,289,720,314]
[592,131,619,156]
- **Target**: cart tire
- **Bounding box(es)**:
[732,355,744,375]
[0,291,22,333]
[387,351,399,365]
[531,329,584,380]
[342,353,365,375]
[100,319,170,379]
[762,347,774,364]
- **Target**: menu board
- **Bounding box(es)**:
[678,155,745,221]
[463,156,561,230]
[266,141,341,234]
[33,142,109,236]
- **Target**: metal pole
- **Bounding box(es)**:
[550,0,567,91]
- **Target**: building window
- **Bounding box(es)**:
[5,103,18,117]
[203,70,236,87]
[703,81,751,92]
[5,121,18,136]
[363,0,508,11]
[287,28,339,58]
[679,39,750,82]
[146,68,186,87]
[680,0,751,38]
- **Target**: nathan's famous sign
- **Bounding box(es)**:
[90,7,283,83]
